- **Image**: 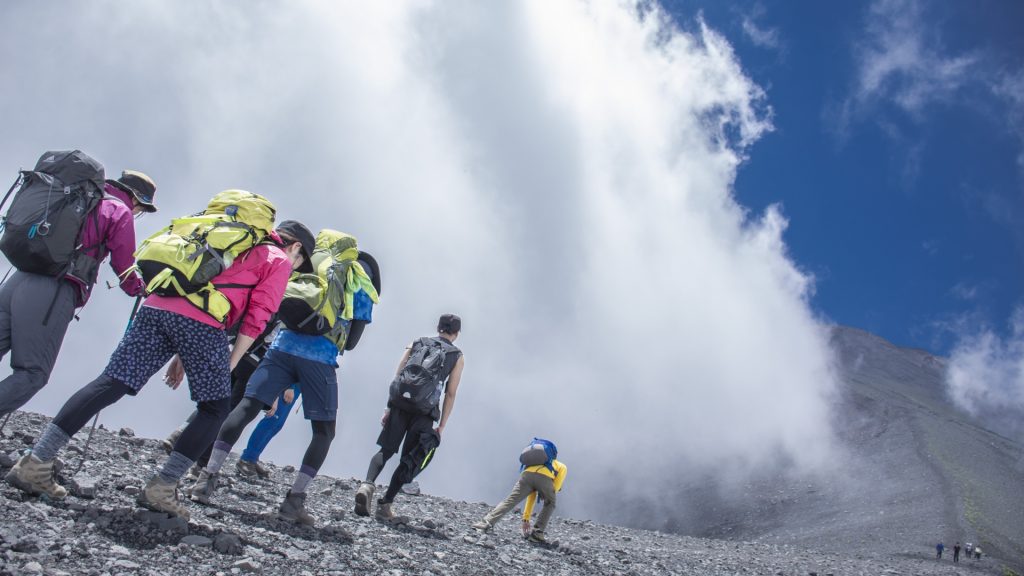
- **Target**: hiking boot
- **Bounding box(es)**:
[236,459,270,479]
[161,428,182,454]
[354,482,374,517]
[472,521,491,533]
[4,453,67,499]
[374,498,396,522]
[278,491,315,526]
[527,530,547,543]
[187,469,219,504]
[184,463,202,482]
[139,476,190,520]
[401,481,420,495]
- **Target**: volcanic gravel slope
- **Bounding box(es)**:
[0,410,1013,576]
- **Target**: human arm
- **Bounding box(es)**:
[522,491,537,521]
[394,345,412,377]
[164,355,185,389]
[552,461,568,492]
[236,247,291,341]
[228,334,256,372]
[105,207,145,296]
[435,354,464,437]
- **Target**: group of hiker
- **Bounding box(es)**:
[0,150,564,543]
[936,541,982,563]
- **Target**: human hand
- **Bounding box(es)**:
[521,520,531,537]
[266,398,279,418]
[381,409,390,427]
[164,356,185,389]
[283,389,295,404]
[434,424,445,439]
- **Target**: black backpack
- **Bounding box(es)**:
[0,150,106,287]
[389,337,458,415]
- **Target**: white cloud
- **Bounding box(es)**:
[853,0,976,116]
[946,308,1024,440]
[0,0,839,528]
[740,6,780,50]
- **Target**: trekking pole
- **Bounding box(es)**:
[74,295,143,474]
[0,413,11,435]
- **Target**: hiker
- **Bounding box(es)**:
[354,314,465,521]
[953,542,961,563]
[472,439,567,544]
[188,230,380,525]
[966,542,973,557]
[0,152,157,418]
[974,546,982,560]
[5,192,309,521]
[936,542,944,559]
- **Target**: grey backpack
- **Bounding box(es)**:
[0,150,106,285]
[389,337,458,415]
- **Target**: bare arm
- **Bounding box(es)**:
[229,334,256,372]
[436,355,465,435]
[394,346,413,377]
[382,345,414,425]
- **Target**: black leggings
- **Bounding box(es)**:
[55,374,229,461]
[303,420,335,471]
[217,397,335,472]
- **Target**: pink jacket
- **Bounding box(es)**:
[67,183,145,305]
[144,233,292,339]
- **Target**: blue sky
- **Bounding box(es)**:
[663,0,1024,354]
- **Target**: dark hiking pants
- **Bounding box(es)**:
[0,272,76,417]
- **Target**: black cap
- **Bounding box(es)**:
[438,313,461,334]
[107,170,157,212]
[276,220,315,273]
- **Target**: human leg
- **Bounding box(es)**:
[525,472,558,535]
[0,274,76,416]
[476,476,533,530]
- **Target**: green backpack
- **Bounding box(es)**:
[278,229,379,351]
[134,190,277,322]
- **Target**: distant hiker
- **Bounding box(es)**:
[0,152,157,418]
[953,542,961,563]
[473,438,566,544]
[354,314,465,521]
[966,542,973,557]
[188,230,379,525]
[974,546,981,560]
[936,542,944,559]
[5,192,305,521]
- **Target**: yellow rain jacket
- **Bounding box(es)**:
[522,459,567,520]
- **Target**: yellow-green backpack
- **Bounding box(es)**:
[134,190,277,322]
[278,229,378,351]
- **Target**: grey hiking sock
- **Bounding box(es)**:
[33,423,71,463]
[158,451,194,484]
[206,441,232,474]
[291,465,317,494]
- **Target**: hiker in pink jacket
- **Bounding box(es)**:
[7,207,316,520]
[0,170,156,418]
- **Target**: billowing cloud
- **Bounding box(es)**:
[0,0,838,528]
[946,307,1024,441]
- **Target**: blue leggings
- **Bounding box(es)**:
[240,387,300,462]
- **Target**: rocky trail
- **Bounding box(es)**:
[0,411,1009,575]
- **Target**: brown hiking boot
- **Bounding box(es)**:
[139,476,190,520]
[354,482,374,517]
[187,469,219,504]
[161,428,182,454]
[278,491,315,526]
[235,459,270,479]
[5,453,67,499]
[375,498,396,521]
